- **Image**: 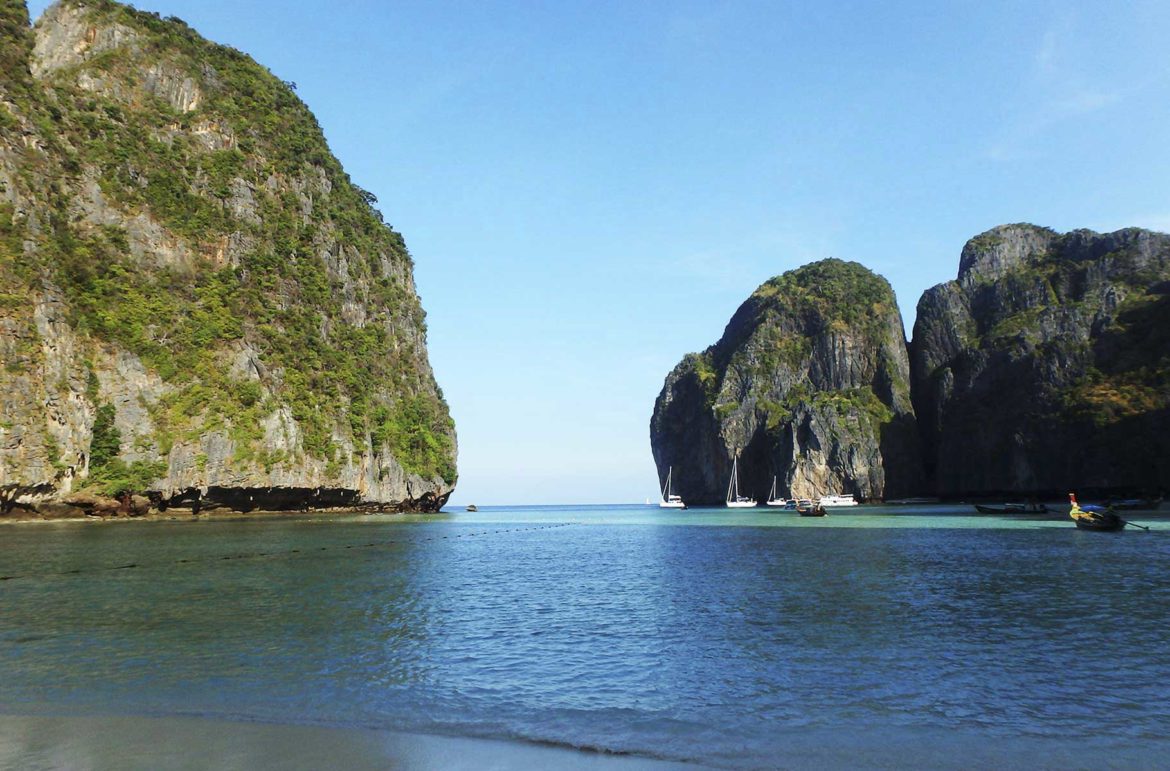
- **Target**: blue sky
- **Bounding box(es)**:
[26,0,1170,504]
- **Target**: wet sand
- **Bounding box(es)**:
[4,712,1163,770]
[0,713,699,770]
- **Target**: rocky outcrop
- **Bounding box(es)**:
[910,224,1170,497]
[0,0,455,514]
[651,259,921,505]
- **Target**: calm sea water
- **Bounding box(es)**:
[2,504,1169,768]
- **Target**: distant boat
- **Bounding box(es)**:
[765,477,787,508]
[968,503,1053,514]
[725,457,757,508]
[974,502,1048,514]
[793,498,825,516]
[1105,497,1163,511]
[818,493,858,508]
[659,466,686,509]
[799,502,827,517]
[466,504,478,512]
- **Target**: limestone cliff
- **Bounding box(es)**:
[0,0,455,514]
[650,259,920,505]
[910,224,1170,497]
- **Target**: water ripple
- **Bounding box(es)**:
[2,508,1170,766]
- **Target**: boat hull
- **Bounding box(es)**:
[884,497,940,505]
[974,504,1049,514]
[1074,516,1126,532]
[818,495,857,507]
[1108,499,1163,511]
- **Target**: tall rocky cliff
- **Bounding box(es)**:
[910,224,1170,497]
[650,259,920,505]
[0,0,456,514]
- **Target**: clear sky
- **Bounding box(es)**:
[26,0,1170,505]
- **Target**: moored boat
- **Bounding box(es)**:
[974,502,1048,514]
[765,477,786,508]
[725,457,756,508]
[818,493,857,508]
[798,502,827,517]
[1106,497,1163,511]
[659,466,686,509]
[1068,493,1126,532]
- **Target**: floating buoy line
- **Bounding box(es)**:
[0,523,575,582]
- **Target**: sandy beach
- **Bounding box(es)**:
[4,712,1164,770]
[0,714,699,771]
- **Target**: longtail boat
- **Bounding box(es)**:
[1105,497,1163,511]
[974,502,1049,514]
[1068,493,1125,532]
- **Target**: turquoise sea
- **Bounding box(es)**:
[2,503,1169,769]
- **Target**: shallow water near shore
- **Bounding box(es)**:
[2,503,1169,769]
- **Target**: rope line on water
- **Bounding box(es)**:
[0,523,575,582]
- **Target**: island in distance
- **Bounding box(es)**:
[0,0,456,518]
[652,225,1170,505]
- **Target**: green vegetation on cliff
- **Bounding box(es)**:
[753,258,897,334]
[0,0,456,502]
[0,0,33,95]
[1062,290,1170,428]
[86,403,166,495]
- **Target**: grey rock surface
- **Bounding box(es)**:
[651,260,921,505]
[910,224,1170,496]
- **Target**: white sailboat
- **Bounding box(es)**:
[766,476,787,507]
[725,457,757,508]
[659,466,686,508]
